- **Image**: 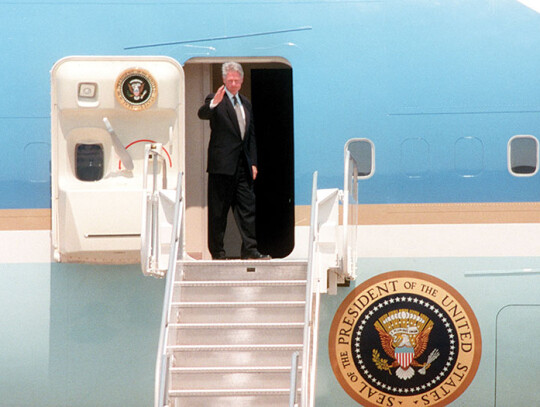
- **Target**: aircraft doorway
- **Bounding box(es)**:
[184,58,294,260]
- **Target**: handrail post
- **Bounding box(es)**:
[150,147,160,271]
[157,353,171,407]
[342,150,351,280]
[289,351,300,407]
[142,143,174,277]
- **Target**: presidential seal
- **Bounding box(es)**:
[329,271,481,407]
[115,68,157,111]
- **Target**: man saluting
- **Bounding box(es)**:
[198,61,270,260]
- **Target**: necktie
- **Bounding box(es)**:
[233,96,245,139]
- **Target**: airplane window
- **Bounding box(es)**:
[24,142,50,183]
[454,136,484,177]
[508,135,538,176]
[401,138,429,178]
[75,143,104,181]
[346,139,374,177]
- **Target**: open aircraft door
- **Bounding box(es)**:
[51,56,184,264]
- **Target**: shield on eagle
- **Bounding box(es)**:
[374,309,435,380]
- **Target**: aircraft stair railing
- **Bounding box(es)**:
[308,184,346,295]
[299,171,323,407]
[342,148,359,282]
[154,178,184,407]
[141,143,181,278]
[139,142,184,407]
[312,144,361,295]
[342,137,374,283]
[153,175,183,407]
[300,147,361,404]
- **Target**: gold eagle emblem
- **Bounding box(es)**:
[373,309,439,379]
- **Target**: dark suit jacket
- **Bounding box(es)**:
[198,93,257,178]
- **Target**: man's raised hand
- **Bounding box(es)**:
[213,85,226,105]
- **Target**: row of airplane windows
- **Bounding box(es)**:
[19,135,540,184]
[349,135,539,179]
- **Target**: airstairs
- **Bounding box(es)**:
[162,259,308,406]
[142,140,365,406]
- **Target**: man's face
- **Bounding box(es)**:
[223,71,243,95]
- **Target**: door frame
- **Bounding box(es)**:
[183,57,292,260]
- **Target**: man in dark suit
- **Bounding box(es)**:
[198,62,270,260]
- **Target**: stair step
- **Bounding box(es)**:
[168,344,303,352]
[170,322,304,329]
[175,279,307,287]
[165,394,295,407]
[173,280,307,302]
[174,304,304,323]
[172,347,303,368]
[179,261,308,281]
[171,370,299,390]
[168,324,303,345]
[180,260,307,267]
[170,366,300,373]
[169,388,295,397]
[172,301,305,308]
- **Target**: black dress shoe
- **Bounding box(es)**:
[241,251,272,260]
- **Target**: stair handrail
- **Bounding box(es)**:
[141,143,174,278]
[154,171,184,407]
[301,171,322,407]
[342,148,359,281]
[299,143,362,405]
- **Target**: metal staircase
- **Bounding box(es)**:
[144,141,364,407]
[140,144,317,407]
[161,259,308,406]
